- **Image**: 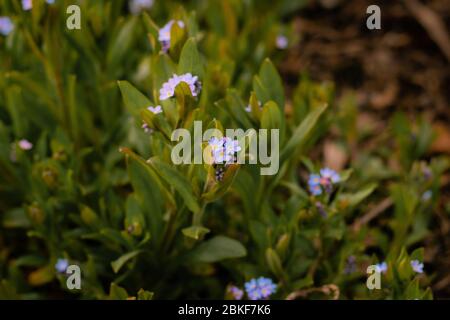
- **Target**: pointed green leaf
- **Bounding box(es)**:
[190,236,247,263]
[254,58,285,109]
[111,250,143,274]
[118,81,151,116]
[178,38,204,78]
[147,157,200,213]
[280,103,327,163]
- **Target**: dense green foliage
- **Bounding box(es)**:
[0,0,446,300]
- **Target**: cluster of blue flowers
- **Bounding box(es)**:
[244,277,277,300]
[208,137,241,164]
[308,167,340,196]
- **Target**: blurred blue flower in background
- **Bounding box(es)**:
[18,139,33,151]
[308,174,322,195]
[228,286,244,300]
[308,168,340,195]
[22,0,54,11]
[374,261,388,274]
[55,258,69,273]
[422,190,432,202]
[129,0,154,15]
[276,35,288,49]
[0,17,13,36]
[148,105,163,114]
[411,260,424,274]
[320,167,340,183]
[158,20,185,52]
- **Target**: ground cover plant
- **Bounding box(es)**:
[0,0,449,300]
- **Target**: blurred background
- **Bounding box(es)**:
[289,0,450,297]
[0,0,449,299]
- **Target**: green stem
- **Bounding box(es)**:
[193,202,207,226]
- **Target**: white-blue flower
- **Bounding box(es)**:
[244,277,277,300]
[147,105,162,114]
[129,0,153,15]
[18,139,33,151]
[374,261,387,274]
[422,190,432,201]
[207,137,241,164]
[22,0,32,10]
[208,137,223,153]
[320,167,340,183]
[410,260,424,274]
[0,17,13,36]
[224,137,241,155]
[276,35,288,49]
[159,73,200,101]
[245,100,261,113]
[158,20,185,52]
[55,258,69,273]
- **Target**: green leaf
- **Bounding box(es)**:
[137,289,154,300]
[0,280,20,299]
[223,89,253,129]
[5,86,27,137]
[266,248,285,280]
[28,265,55,286]
[410,247,424,262]
[338,183,377,208]
[80,205,100,227]
[111,250,143,274]
[290,275,314,291]
[3,208,31,229]
[178,38,204,78]
[254,58,284,109]
[260,101,282,130]
[202,164,240,203]
[108,283,129,300]
[182,226,210,240]
[190,236,247,262]
[147,157,200,214]
[128,161,163,241]
[169,21,187,59]
[118,81,151,116]
[260,100,285,143]
[125,195,146,236]
[249,220,269,249]
[142,12,159,39]
[175,81,196,121]
[140,107,172,140]
[107,17,137,69]
[405,278,421,299]
[119,147,176,209]
[280,103,327,163]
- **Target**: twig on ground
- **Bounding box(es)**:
[352,197,393,232]
[286,284,340,300]
[403,0,450,61]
